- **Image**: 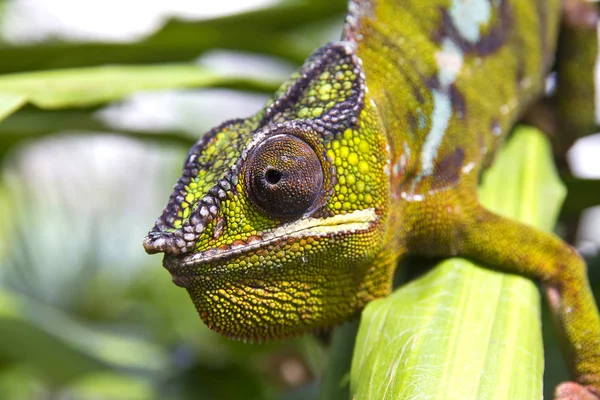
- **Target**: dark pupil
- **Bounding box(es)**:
[245,134,324,218]
[265,169,282,185]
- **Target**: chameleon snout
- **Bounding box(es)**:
[143,232,183,255]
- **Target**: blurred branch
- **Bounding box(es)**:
[0,64,280,122]
[0,62,283,160]
[0,108,196,161]
[0,0,346,74]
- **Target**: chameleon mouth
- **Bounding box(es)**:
[162,207,378,274]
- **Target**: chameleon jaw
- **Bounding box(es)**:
[162,207,379,275]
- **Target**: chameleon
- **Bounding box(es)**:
[143,0,600,398]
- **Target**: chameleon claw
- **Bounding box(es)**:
[555,382,600,400]
[563,0,599,30]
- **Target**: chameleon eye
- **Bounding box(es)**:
[245,134,324,218]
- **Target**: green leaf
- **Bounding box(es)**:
[59,373,153,400]
[0,94,25,122]
[350,127,562,399]
[0,365,46,400]
[0,64,280,122]
[0,288,168,385]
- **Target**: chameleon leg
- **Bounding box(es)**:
[457,206,600,397]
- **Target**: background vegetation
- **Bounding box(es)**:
[0,0,599,399]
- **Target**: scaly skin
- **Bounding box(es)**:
[144,0,600,397]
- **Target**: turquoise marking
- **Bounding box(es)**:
[413,39,463,186]
[449,0,492,43]
[437,39,463,87]
[419,90,452,177]
[417,108,427,130]
[402,142,412,171]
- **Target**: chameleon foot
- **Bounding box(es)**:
[555,382,600,400]
[563,0,599,30]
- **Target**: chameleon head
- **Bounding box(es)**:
[143,42,393,340]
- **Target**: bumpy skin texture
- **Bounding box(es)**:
[145,45,392,339]
[144,0,600,397]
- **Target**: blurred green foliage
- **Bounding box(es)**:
[0,1,598,399]
[0,1,343,399]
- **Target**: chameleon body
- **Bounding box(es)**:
[144,0,600,397]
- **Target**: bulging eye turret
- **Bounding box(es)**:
[244,134,324,218]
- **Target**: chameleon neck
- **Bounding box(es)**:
[345,0,560,195]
